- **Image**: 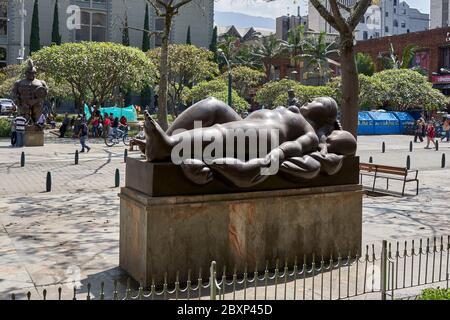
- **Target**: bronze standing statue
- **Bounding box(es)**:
[144,96,357,188]
[12,59,48,125]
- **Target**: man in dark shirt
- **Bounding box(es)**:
[79,121,91,153]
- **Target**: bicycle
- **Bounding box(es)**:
[104,127,130,147]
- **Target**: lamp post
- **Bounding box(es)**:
[218,49,232,108]
[17,0,26,63]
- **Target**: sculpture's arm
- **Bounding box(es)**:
[275,131,320,161]
[11,81,20,104]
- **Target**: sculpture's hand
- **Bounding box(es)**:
[319,135,328,157]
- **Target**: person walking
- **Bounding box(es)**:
[414,119,424,143]
[79,121,91,153]
[441,118,450,142]
[425,121,436,149]
[14,114,27,148]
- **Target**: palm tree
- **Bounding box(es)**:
[295,32,339,85]
[286,25,306,57]
[383,42,417,70]
[252,35,285,80]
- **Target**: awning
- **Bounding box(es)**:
[432,83,450,89]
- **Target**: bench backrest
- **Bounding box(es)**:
[360,163,408,176]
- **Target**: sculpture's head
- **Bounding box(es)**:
[300,97,338,128]
[25,59,37,81]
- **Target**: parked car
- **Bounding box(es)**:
[0,99,16,115]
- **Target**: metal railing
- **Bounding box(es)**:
[9,236,449,301]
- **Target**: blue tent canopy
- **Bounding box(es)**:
[368,112,401,135]
[358,112,375,135]
[84,104,138,122]
[391,112,415,135]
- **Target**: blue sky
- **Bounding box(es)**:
[215,0,430,18]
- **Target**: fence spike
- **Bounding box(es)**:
[27,291,31,301]
[11,293,15,300]
[100,282,105,300]
[58,287,62,300]
[87,283,91,300]
[73,286,77,301]
[43,289,47,300]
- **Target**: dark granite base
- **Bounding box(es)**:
[125,156,360,197]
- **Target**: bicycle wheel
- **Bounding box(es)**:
[105,136,116,147]
[123,134,130,146]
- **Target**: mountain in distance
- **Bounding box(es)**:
[215,11,276,30]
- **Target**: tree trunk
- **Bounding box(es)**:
[157,13,172,131]
[339,33,359,138]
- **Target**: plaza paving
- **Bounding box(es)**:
[0,133,449,300]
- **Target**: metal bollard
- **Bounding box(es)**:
[46,172,52,192]
[436,140,439,151]
[75,150,79,165]
[409,141,413,152]
[442,154,446,169]
[406,156,411,170]
[115,169,120,188]
[382,142,386,153]
[369,156,373,164]
[21,152,25,167]
[124,149,128,163]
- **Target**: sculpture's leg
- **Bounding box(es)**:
[208,158,271,189]
[144,113,176,162]
[167,97,242,135]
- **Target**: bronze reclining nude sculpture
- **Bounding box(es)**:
[144,97,357,188]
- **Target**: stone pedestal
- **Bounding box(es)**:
[24,127,44,147]
[119,183,363,286]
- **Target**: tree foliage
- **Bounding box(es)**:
[183,79,248,113]
[32,42,157,109]
[51,0,62,45]
[222,65,265,98]
[328,69,448,111]
[255,79,299,108]
[148,44,219,115]
[273,85,338,108]
[356,53,375,76]
[30,0,41,55]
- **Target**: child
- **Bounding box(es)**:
[79,121,91,153]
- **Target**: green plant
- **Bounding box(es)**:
[0,118,12,137]
[418,288,450,300]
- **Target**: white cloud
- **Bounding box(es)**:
[214,0,430,18]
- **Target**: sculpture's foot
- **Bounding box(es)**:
[144,112,174,162]
[310,152,344,176]
[280,155,321,180]
[181,159,213,185]
[208,158,271,188]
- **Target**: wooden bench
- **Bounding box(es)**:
[360,163,419,196]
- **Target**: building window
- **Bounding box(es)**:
[401,21,406,28]
[0,46,6,68]
[363,31,368,40]
[385,11,389,17]
[385,26,389,33]
[0,0,7,37]
[393,20,398,27]
[76,11,107,42]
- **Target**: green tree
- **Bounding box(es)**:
[221,65,265,98]
[142,4,150,52]
[373,69,448,110]
[51,0,61,45]
[183,79,248,113]
[209,26,218,62]
[273,85,338,107]
[252,34,285,80]
[356,52,374,76]
[146,0,196,131]
[29,0,41,55]
[286,25,306,57]
[186,26,191,45]
[327,75,388,110]
[296,32,339,85]
[32,42,157,110]
[148,44,219,116]
[255,79,299,108]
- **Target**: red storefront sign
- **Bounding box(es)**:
[432,75,450,84]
